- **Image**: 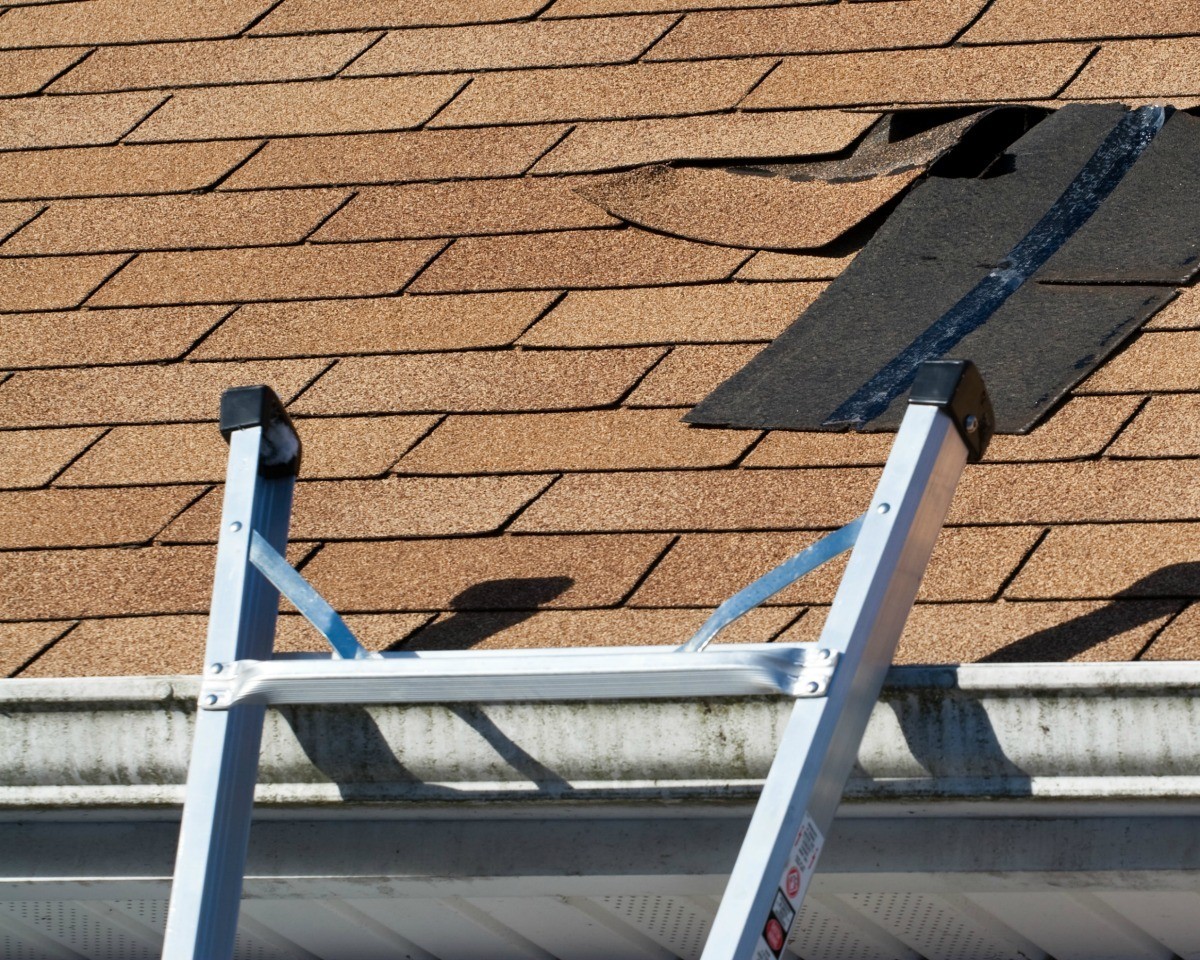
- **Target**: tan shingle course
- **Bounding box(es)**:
[193,293,555,359]
[251,0,547,34]
[2,621,74,676]
[0,255,127,311]
[0,92,165,151]
[88,240,444,307]
[345,15,677,76]
[1107,395,1200,459]
[963,0,1200,44]
[430,59,776,128]
[0,427,103,489]
[1079,331,1200,393]
[0,485,203,549]
[545,0,825,14]
[0,48,88,97]
[0,0,274,48]
[624,344,765,406]
[292,348,665,415]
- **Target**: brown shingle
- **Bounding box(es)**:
[1146,285,1200,330]
[896,600,1176,663]
[16,612,435,676]
[949,460,1200,525]
[406,606,797,651]
[193,293,554,359]
[57,415,437,486]
[0,485,202,549]
[0,359,327,428]
[2,621,73,676]
[648,0,986,59]
[1141,603,1200,661]
[1108,394,1200,458]
[735,251,856,282]
[0,48,87,96]
[744,431,896,468]
[632,526,1041,606]
[545,0,824,13]
[1080,332,1200,393]
[162,475,552,542]
[0,140,260,202]
[1008,523,1200,599]
[224,126,566,190]
[520,283,822,347]
[48,34,377,94]
[304,533,674,611]
[0,0,272,47]
[88,241,443,307]
[1066,38,1200,99]
[430,59,775,127]
[532,110,876,176]
[1,189,350,256]
[397,409,757,474]
[743,44,1092,109]
[576,165,919,250]
[252,0,547,33]
[345,15,676,76]
[625,344,765,406]
[0,92,163,151]
[0,255,126,311]
[0,427,102,488]
[0,545,217,619]
[312,179,615,243]
[292,348,664,415]
[411,228,746,293]
[0,202,42,243]
[0,306,227,368]
[512,467,880,533]
[127,76,465,143]
[963,0,1200,44]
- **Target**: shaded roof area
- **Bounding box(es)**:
[1,0,1199,677]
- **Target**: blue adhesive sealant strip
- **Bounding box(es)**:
[824,105,1168,429]
[679,513,864,653]
[248,530,371,660]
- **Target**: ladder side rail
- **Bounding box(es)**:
[163,389,300,960]
[699,362,991,960]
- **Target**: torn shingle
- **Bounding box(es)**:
[574,165,919,250]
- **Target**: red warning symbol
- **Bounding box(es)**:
[785,867,801,899]
[765,918,785,954]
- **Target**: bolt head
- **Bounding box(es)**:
[204,694,219,706]
[228,521,243,533]
[805,681,821,694]
[964,414,979,434]
[876,502,890,515]
[208,662,223,675]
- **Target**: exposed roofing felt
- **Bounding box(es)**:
[0,0,1198,678]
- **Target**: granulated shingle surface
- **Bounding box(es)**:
[304,534,674,611]
[647,0,986,60]
[519,283,823,347]
[292,348,663,415]
[58,415,437,486]
[0,359,327,427]
[1,621,73,677]
[0,0,273,48]
[49,34,377,94]
[397,409,757,473]
[0,306,227,368]
[531,110,876,175]
[127,76,465,143]
[0,427,103,489]
[345,15,676,76]
[251,0,548,33]
[963,0,1200,44]
[512,468,880,533]
[0,140,260,202]
[313,180,615,242]
[575,165,918,250]
[0,47,88,97]
[5,0,1199,673]
[412,228,746,292]
[224,126,566,190]
[194,293,554,358]
[1,190,350,255]
[1009,523,1200,599]
[744,44,1092,109]
[625,344,766,406]
[0,254,127,311]
[89,240,443,306]
[430,59,775,127]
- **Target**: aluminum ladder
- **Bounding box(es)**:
[162,359,994,960]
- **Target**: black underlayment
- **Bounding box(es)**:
[688,103,1196,434]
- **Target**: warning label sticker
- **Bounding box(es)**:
[755,812,824,956]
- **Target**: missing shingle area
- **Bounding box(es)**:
[685,102,1200,436]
